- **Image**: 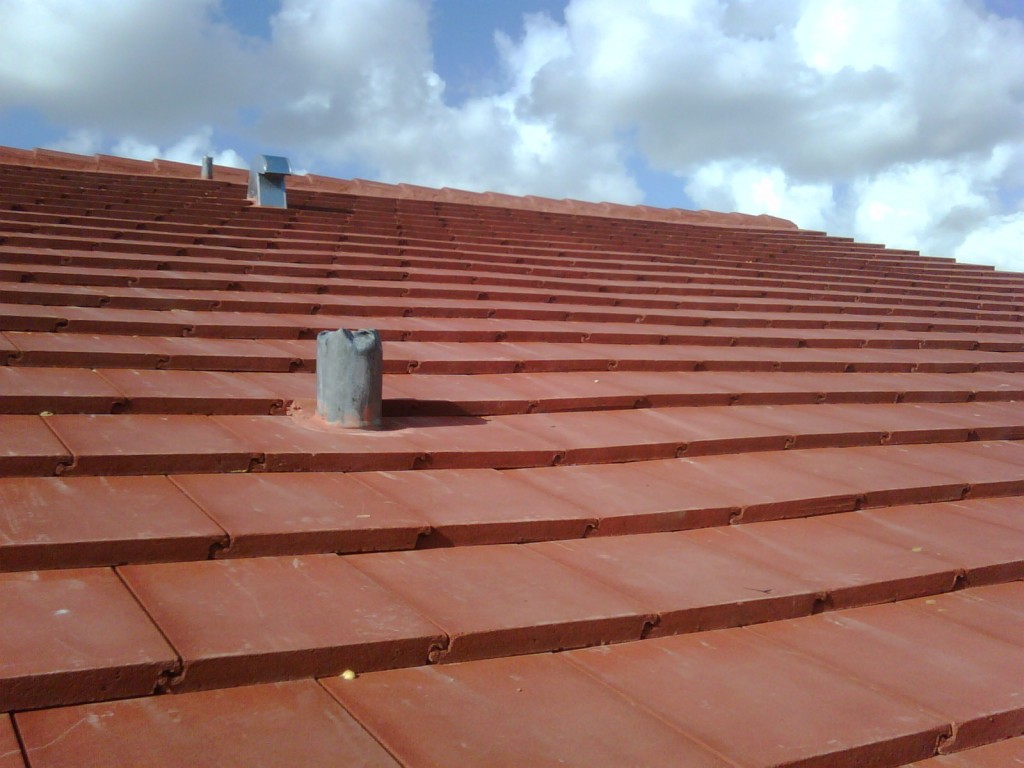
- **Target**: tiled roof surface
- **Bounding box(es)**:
[0,147,1022,766]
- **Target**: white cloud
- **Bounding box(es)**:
[48,128,103,156]
[1,0,1022,271]
[685,162,834,231]
[682,147,1024,270]
[112,128,246,168]
[844,143,1023,264]
[850,160,991,254]
[255,3,640,201]
[955,213,1024,271]
[793,0,905,74]
[0,0,254,138]
[523,0,1024,180]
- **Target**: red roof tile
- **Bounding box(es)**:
[0,568,177,711]
[747,595,1024,753]
[0,416,70,476]
[1,148,1022,766]
[907,736,1024,766]
[118,555,446,692]
[349,544,653,663]
[567,620,951,768]
[0,476,225,571]
[17,680,401,768]
[324,653,734,767]
[171,471,427,557]
[353,467,594,546]
[0,716,23,768]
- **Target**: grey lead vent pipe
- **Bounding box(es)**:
[316,328,383,428]
[201,156,213,179]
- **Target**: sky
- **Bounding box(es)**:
[1,1,1023,272]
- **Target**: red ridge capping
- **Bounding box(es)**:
[12,147,797,230]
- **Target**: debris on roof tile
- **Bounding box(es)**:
[1,147,1022,766]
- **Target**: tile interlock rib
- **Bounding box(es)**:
[7,583,1024,768]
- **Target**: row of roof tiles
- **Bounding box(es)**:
[2,439,1022,569]
[4,401,1024,477]
[4,584,1023,766]
[3,368,1022,417]
[4,502,1023,706]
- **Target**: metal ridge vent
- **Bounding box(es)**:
[247,154,292,208]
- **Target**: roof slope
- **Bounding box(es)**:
[0,149,1022,767]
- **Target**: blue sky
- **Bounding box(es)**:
[1,0,1023,271]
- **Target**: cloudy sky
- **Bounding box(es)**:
[1,0,1023,271]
